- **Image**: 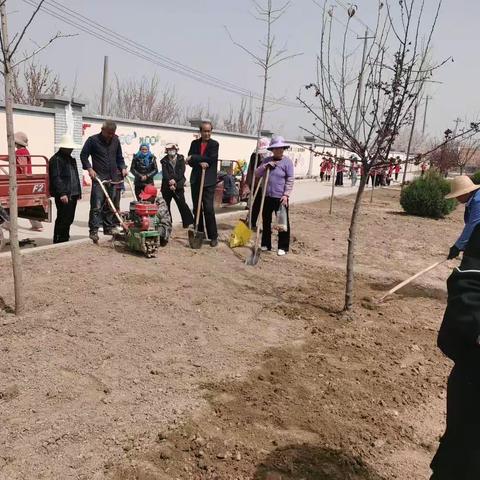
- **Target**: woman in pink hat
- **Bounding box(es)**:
[255,136,294,256]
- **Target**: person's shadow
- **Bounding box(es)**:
[254,444,385,480]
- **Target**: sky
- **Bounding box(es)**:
[7,0,480,140]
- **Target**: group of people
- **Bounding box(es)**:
[40,120,295,255]
[318,157,404,187]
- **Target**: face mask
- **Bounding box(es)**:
[167,150,176,157]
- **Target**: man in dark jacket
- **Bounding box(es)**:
[187,121,219,247]
[80,120,127,243]
[49,134,82,244]
[160,143,194,228]
[431,223,480,479]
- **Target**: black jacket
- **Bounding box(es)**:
[49,151,82,198]
[160,154,187,191]
[130,154,158,187]
[437,225,480,365]
[187,138,219,187]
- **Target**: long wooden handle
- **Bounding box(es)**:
[194,168,206,231]
[95,177,128,230]
[125,175,137,201]
[253,168,270,251]
[377,259,448,302]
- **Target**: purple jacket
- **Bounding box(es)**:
[256,155,294,198]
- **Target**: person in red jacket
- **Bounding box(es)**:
[394,161,402,181]
[14,131,42,231]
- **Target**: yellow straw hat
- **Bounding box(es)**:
[445,175,480,199]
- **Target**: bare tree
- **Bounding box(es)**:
[101,74,181,124]
[0,0,71,314]
[11,58,65,105]
[182,103,221,130]
[227,0,301,228]
[298,1,479,311]
[457,136,480,174]
[223,97,256,134]
[393,126,425,153]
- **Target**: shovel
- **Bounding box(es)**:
[246,168,270,266]
[229,177,263,249]
[95,177,129,231]
[376,259,448,303]
[188,168,206,249]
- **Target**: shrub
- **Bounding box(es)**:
[470,171,480,185]
[400,170,457,219]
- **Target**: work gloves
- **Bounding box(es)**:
[448,245,461,260]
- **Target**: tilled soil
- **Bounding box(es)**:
[0,189,460,479]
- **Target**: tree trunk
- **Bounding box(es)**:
[460,165,464,175]
[1,3,25,315]
[344,173,367,311]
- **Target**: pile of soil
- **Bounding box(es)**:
[0,189,461,479]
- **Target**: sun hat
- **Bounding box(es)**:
[165,142,179,152]
[257,137,270,155]
[55,133,81,149]
[267,135,290,150]
[139,184,158,201]
[445,175,480,199]
[14,131,28,147]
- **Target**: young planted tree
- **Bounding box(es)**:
[0,0,70,314]
[227,0,301,228]
[298,0,478,311]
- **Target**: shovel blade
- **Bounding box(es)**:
[245,247,261,266]
[188,228,205,249]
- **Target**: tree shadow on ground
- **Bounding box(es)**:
[0,296,14,314]
[254,444,385,480]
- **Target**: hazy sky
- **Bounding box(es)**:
[8,0,480,140]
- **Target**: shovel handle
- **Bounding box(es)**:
[194,168,206,231]
[253,168,270,251]
[377,259,448,302]
[95,177,128,231]
[125,175,137,202]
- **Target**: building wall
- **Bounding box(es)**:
[0,106,55,173]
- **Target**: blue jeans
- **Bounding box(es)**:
[88,180,120,233]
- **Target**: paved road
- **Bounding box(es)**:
[0,177,404,252]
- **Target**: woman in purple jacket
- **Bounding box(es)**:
[256,136,294,256]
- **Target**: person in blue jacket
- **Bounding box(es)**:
[446,175,480,260]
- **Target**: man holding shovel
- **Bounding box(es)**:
[187,121,219,247]
[81,120,127,243]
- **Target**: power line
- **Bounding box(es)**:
[20,0,301,109]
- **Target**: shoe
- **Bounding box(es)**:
[260,246,269,252]
[89,231,99,244]
[160,238,168,247]
[277,249,287,256]
[210,239,218,247]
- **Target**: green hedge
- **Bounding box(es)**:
[471,171,480,185]
[400,171,457,219]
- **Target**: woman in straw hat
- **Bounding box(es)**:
[445,175,480,260]
[49,134,82,243]
[255,135,294,256]
[430,175,480,479]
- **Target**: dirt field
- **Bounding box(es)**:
[0,189,461,479]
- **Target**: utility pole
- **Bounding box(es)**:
[422,95,431,137]
[100,55,109,116]
[401,100,419,189]
[453,117,463,135]
[354,30,375,137]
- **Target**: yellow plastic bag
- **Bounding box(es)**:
[229,219,252,248]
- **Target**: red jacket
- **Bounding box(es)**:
[15,147,32,175]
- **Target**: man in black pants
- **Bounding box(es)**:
[187,121,219,247]
[80,120,127,243]
[160,142,194,228]
[49,134,82,243]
